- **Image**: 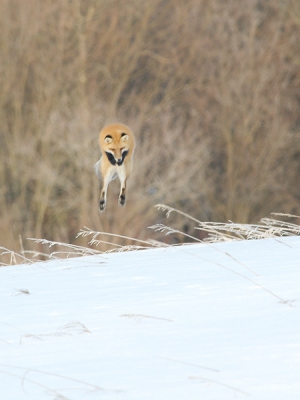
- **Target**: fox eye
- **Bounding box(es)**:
[104,135,113,144]
[121,133,129,142]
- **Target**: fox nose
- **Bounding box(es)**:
[116,158,122,165]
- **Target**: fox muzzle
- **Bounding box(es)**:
[105,150,129,166]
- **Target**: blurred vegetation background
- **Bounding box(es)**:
[1,0,300,253]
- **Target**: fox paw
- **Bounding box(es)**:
[99,200,106,212]
[119,195,125,206]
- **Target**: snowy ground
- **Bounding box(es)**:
[1,236,300,400]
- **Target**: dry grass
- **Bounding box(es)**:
[1,0,300,256]
[1,204,299,266]
[152,205,300,243]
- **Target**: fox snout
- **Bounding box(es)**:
[105,151,128,166]
[116,151,128,165]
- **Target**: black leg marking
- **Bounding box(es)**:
[99,200,106,211]
[99,191,106,212]
[119,194,125,206]
[119,187,126,206]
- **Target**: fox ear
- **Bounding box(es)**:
[121,133,129,142]
[104,135,113,144]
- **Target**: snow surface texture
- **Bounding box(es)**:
[1,236,300,400]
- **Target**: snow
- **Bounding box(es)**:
[1,236,300,399]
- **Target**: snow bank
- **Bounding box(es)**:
[1,236,300,399]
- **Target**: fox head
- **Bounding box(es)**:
[99,123,135,166]
[104,132,129,166]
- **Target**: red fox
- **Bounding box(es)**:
[94,123,135,212]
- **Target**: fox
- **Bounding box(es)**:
[94,123,135,212]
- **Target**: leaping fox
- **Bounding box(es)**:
[94,123,135,212]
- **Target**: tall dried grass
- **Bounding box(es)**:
[1,0,300,255]
[2,204,299,267]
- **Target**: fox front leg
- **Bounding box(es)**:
[118,169,127,207]
[99,187,107,212]
[99,191,106,211]
[119,184,126,206]
[99,175,111,212]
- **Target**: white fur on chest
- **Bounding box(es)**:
[106,163,126,184]
[94,158,126,184]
